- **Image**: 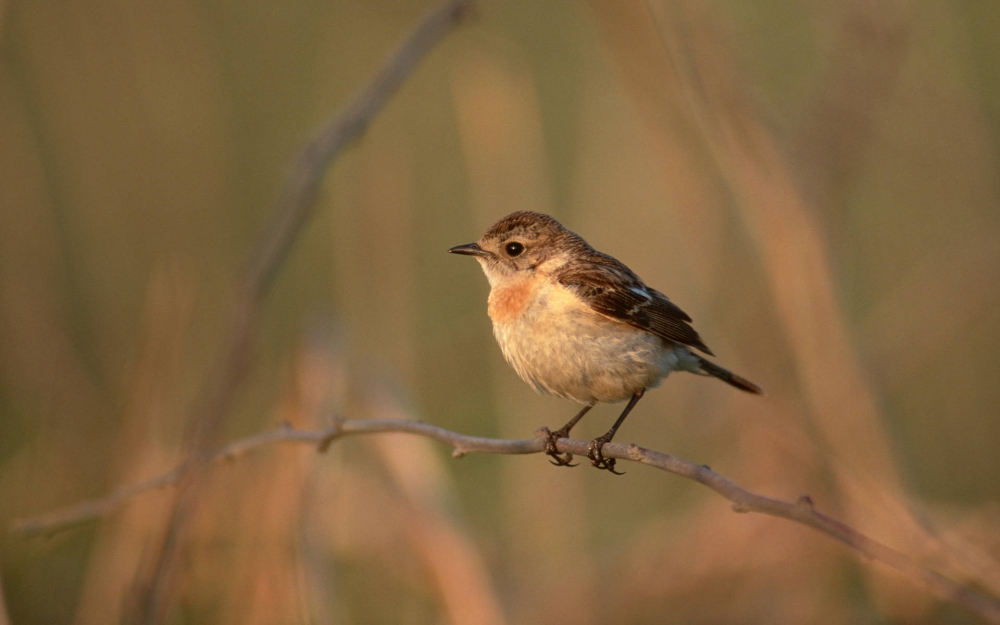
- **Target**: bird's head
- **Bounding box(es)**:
[449,211,586,287]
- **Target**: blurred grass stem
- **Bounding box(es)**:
[124,1,473,622]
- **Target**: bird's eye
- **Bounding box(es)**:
[505,241,525,257]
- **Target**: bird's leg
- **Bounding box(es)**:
[588,389,645,474]
[542,402,595,467]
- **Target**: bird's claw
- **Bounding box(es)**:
[541,427,578,467]
[549,456,578,467]
[587,436,625,475]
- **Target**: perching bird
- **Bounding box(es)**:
[449,211,762,473]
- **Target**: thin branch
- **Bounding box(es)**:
[12,419,1000,624]
[244,0,475,295]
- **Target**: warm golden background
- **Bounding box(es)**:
[1,1,999,623]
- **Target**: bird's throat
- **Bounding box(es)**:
[487,278,535,324]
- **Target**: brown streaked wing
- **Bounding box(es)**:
[557,254,714,355]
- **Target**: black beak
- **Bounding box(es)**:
[448,242,488,257]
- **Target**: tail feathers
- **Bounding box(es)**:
[697,357,764,395]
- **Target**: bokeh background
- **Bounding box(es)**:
[1,0,999,623]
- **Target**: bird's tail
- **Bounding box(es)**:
[697,357,764,395]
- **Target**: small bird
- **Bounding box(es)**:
[449,211,762,473]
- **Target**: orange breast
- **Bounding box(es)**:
[488,279,534,324]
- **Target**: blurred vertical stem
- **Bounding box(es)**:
[0,563,11,625]
[591,0,999,616]
[790,1,911,208]
[639,0,997,612]
[126,1,473,622]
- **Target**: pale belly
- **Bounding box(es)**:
[489,280,696,404]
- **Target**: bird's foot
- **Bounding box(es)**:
[540,427,578,467]
[587,434,624,475]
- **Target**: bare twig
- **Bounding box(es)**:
[11,419,1000,623]
[127,2,473,622]
[244,0,474,295]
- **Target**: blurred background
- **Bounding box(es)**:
[1,0,999,623]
